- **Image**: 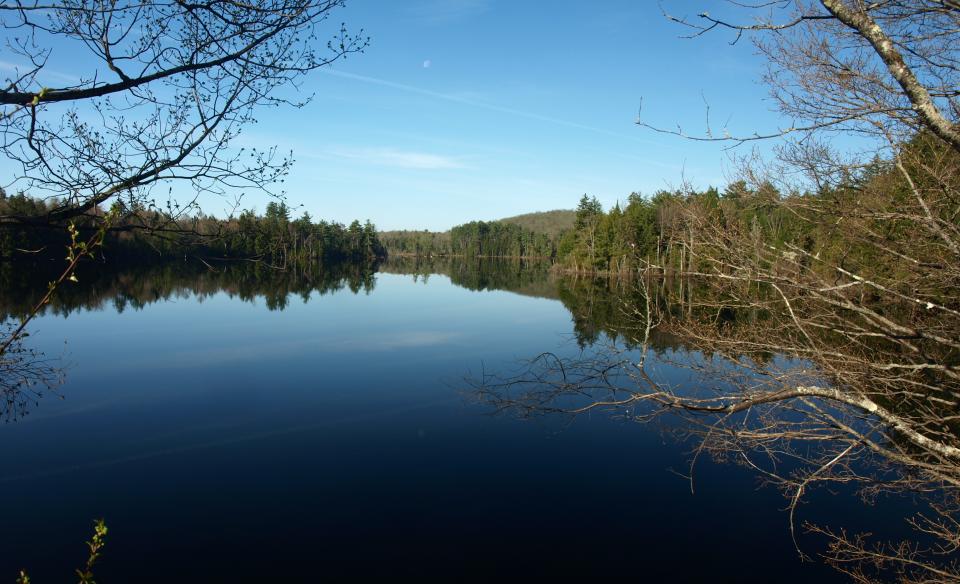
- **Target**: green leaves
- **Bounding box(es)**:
[75,519,108,584]
[15,519,107,584]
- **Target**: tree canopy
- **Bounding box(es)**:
[0,1,367,227]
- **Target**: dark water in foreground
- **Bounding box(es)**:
[0,259,851,582]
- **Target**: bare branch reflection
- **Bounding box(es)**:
[470,272,960,582]
[0,322,65,422]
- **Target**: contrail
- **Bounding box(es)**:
[0,397,459,484]
[320,68,656,144]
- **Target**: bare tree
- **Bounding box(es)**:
[480,2,960,581]
[0,2,367,404]
[0,320,64,422]
[0,0,367,228]
[648,1,959,151]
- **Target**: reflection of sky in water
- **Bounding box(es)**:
[104,330,469,371]
[1,271,847,582]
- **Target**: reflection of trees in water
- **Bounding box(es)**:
[387,262,960,582]
[381,256,556,298]
[404,258,737,352]
[471,271,960,582]
[8,257,954,579]
[0,322,65,422]
[0,258,379,419]
[383,256,665,349]
[0,259,379,321]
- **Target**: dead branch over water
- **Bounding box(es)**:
[480,1,960,578]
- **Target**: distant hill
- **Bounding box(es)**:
[379,210,575,258]
[497,209,575,237]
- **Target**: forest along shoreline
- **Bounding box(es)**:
[4,133,959,583]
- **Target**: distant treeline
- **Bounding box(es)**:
[377,187,788,272]
[3,136,931,279]
[377,145,927,277]
[0,195,385,267]
[378,229,451,257]
[556,136,957,281]
[557,182,846,274]
[380,223,557,259]
[380,210,574,259]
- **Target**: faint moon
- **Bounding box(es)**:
[422,60,432,68]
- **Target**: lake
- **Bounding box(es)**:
[0,259,850,581]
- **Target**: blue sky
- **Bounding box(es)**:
[5,1,791,231]
[272,0,787,230]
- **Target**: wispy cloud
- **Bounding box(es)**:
[95,329,466,373]
[0,60,80,86]
[405,0,491,24]
[0,397,459,483]
[311,146,467,170]
[320,68,657,144]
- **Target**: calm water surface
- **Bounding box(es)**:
[0,260,848,581]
